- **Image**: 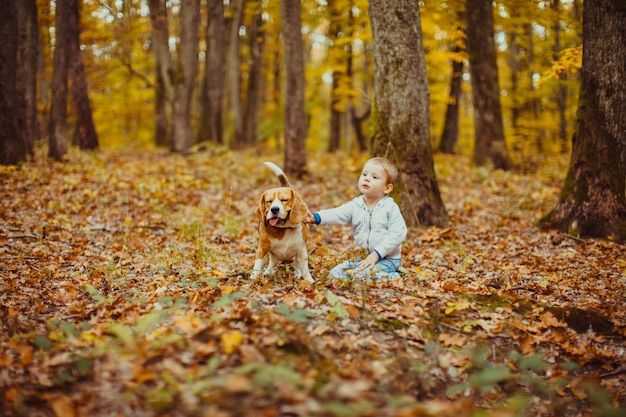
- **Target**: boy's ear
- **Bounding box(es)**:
[384,183,394,195]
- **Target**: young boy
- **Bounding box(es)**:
[304,157,407,279]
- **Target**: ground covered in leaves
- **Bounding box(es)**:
[1,148,625,417]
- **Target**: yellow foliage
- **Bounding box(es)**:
[541,45,583,83]
[221,330,243,355]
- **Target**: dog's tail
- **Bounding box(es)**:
[264,161,291,188]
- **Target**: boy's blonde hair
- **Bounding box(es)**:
[367,157,399,185]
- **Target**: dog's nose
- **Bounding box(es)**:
[271,206,279,214]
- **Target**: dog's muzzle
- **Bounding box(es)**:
[267,205,288,227]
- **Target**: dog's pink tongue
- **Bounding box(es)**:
[269,218,279,226]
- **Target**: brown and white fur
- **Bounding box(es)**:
[252,162,313,282]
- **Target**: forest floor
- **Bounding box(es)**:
[1,147,625,417]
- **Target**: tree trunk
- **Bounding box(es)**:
[229,0,246,150]
[368,0,449,228]
[197,0,226,145]
[201,0,227,145]
[16,0,39,157]
[351,106,369,153]
[524,22,543,152]
[148,0,172,147]
[244,4,265,147]
[540,0,626,241]
[280,0,307,177]
[327,0,345,153]
[170,0,199,154]
[0,0,25,165]
[439,32,464,155]
[69,0,98,150]
[466,0,511,170]
[507,29,520,131]
[553,0,569,154]
[48,0,71,161]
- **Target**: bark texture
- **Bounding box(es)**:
[199,0,227,145]
[439,35,464,155]
[368,0,449,228]
[244,4,265,147]
[0,0,24,165]
[148,0,172,147]
[541,0,626,241]
[69,0,98,150]
[48,0,71,161]
[16,0,39,157]
[229,0,246,149]
[170,0,199,154]
[466,0,511,170]
[280,0,307,177]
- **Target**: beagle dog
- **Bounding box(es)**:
[252,162,313,282]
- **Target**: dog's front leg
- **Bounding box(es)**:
[251,243,268,279]
[264,253,278,276]
[295,250,313,283]
[251,257,264,279]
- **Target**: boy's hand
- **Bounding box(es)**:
[303,212,316,224]
[357,252,380,270]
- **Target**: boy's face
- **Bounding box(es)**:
[358,161,393,200]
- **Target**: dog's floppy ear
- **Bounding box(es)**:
[255,193,266,222]
[289,190,308,224]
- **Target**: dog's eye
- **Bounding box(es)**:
[281,199,288,202]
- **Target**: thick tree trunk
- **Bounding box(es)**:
[507,29,520,131]
[553,0,569,154]
[148,0,172,147]
[439,35,464,155]
[540,0,626,241]
[280,0,307,177]
[327,0,345,153]
[466,0,511,170]
[200,0,227,145]
[351,107,369,153]
[170,0,199,154]
[16,0,39,157]
[69,0,98,150]
[368,0,449,228]
[229,0,246,150]
[48,0,71,161]
[244,5,265,147]
[0,0,25,165]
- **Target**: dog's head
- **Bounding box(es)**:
[255,187,308,228]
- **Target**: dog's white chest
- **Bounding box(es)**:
[269,226,305,260]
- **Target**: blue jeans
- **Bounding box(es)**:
[328,257,402,279]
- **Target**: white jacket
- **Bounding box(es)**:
[313,195,407,260]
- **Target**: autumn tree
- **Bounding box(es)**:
[69,0,98,150]
[0,0,24,166]
[541,0,626,241]
[229,0,246,150]
[327,0,348,153]
[280,0,307,177]
[244,1,266,147]
[439,25,465,155]
[16,0,40,157]
[552,0,569,153]
[170,0,199,154]
[198,0,227,145]
[465,0,511,170]
[148,0,172,147]
[48,0,72,161]
[368,0,449,228]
